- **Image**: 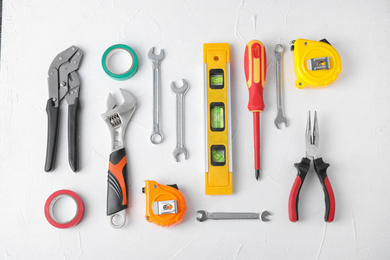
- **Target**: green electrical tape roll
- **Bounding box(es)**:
[102,44,138,80]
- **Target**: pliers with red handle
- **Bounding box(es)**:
[288,111,335,222]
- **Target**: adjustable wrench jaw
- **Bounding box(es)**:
[101,89,137,152]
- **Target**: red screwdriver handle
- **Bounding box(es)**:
[244,40,267,112]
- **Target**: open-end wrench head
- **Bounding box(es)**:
[171,79,189,95]
[274,109,288,129]
[196,210,207,222]
[173,147,188,162]
[261,211,271,222]
[148,47,164,62]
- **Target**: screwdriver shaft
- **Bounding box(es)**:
[253,112,261,179]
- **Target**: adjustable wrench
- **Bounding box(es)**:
[171,79,189,161]
[274,44,288,129]
[101,89,137,228]
[148,47,164,144]
[196,210,271,222]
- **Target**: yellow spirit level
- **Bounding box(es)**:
[203,43,233,195]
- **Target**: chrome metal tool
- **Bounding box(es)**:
[148,47,164,144]
[45,45,83,172]
[274,44,288,129]
[196,210,271,222]
[171,79,189,161]
[288,111,335,222]
[101,89,137,228]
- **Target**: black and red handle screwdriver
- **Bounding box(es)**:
[244,40,267,180]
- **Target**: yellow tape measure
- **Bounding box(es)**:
[291,39,341,89]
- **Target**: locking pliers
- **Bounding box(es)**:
[45,46,83,172]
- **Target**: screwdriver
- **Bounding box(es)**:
[244,40,267,180]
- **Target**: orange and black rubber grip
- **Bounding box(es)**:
[107,148,128,216]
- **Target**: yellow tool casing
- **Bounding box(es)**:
[203,43,233,195]
[292,39,341,89]
[143,180,186,227]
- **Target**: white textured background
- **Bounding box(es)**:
[1,0,390,259]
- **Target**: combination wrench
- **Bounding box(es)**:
[274,44,288,129]
[171,79,189,161]
[196,210,271,222]
[148,47,164,144]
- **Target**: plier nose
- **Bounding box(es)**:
[288,111,336,223]
[305,111,319,159]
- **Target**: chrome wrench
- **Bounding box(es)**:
[171,79,189,161]
[148,47,164,144]
[196,210,271,222]
[274,44,288,129]
[101,89,137,228]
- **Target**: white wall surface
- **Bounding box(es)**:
[0,0,389,259]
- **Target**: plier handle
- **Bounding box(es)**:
[45,46,83,172]
[288,112,335,222]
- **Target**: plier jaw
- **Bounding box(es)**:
[289,111,336,223]
[48,45,83,105]
[45,46,83,172]
[305,111,319,159]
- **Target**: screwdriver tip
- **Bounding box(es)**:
[255,169,261,180]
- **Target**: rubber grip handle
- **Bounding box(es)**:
[68,98,79,172]
[44,99,59,172]
[314,158,335,222]
[107,148,128,216]
[244,40,267,112]
[288,157,310,222]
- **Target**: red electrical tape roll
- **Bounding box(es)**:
[44,190,84,229]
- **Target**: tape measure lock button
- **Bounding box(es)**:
[102,44,138,80]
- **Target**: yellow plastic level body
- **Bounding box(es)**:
[203,43,233,195]
[292,39,342,89]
